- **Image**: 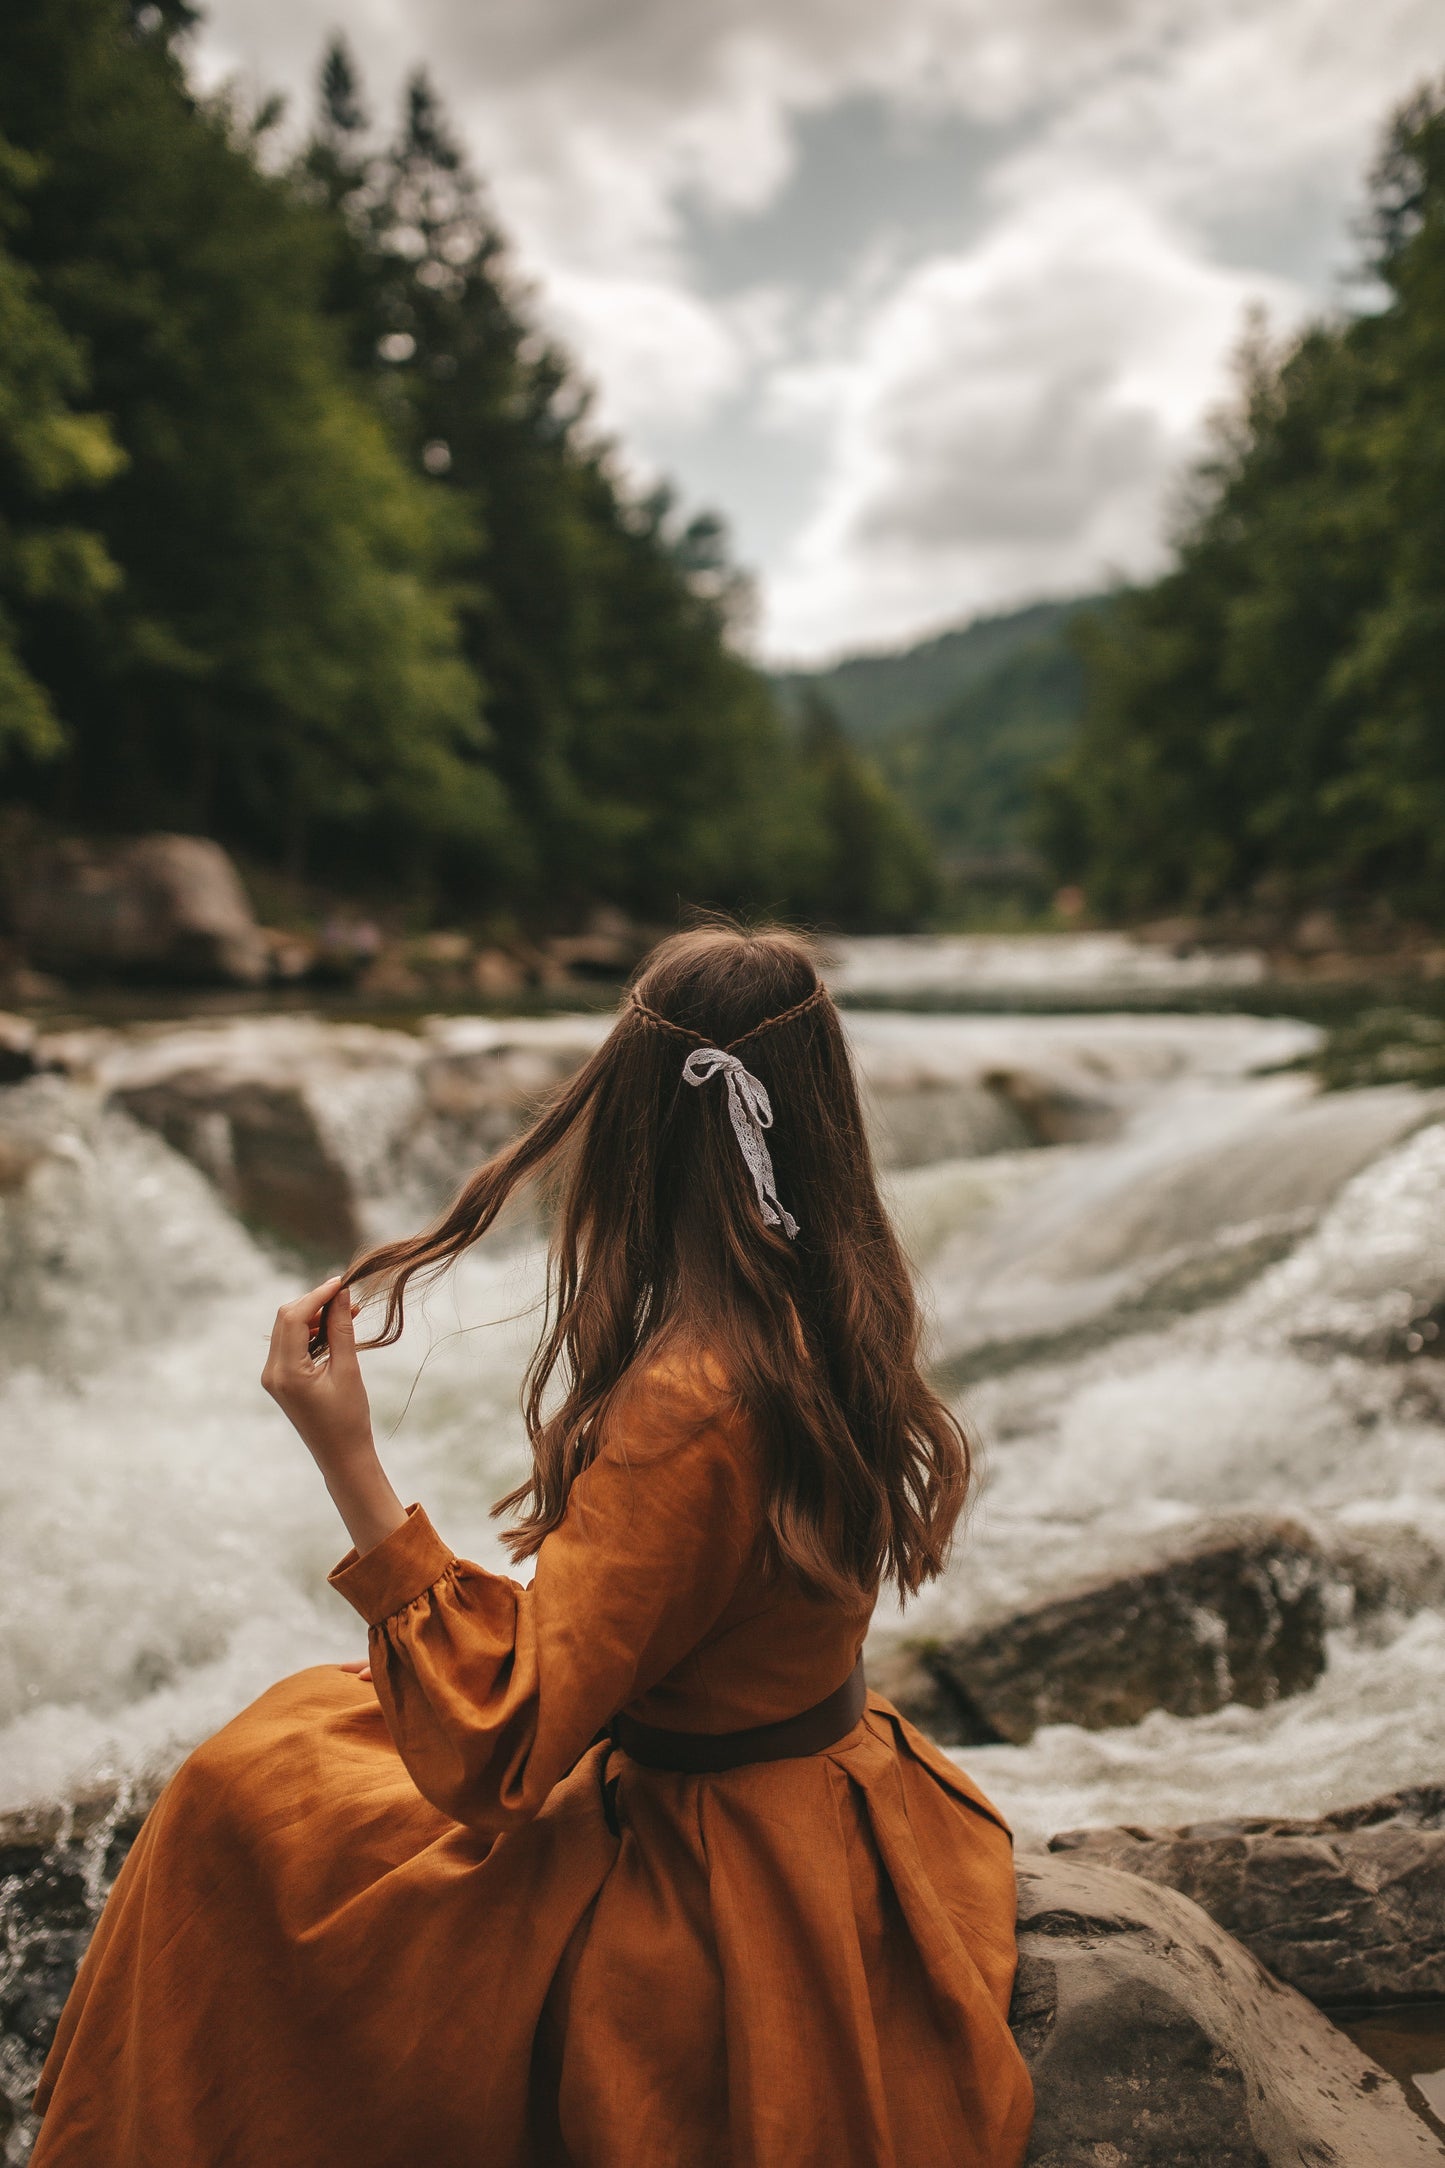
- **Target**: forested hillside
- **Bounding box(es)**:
[0,0,933,932]
[778,596,1101,870]
[1038,83,1445,930]
[776,597,1089,745]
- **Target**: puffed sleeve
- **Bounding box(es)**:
[328,1358,760,1834]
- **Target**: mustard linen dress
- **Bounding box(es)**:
[33,1356,1034,2167]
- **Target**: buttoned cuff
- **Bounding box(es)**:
[328,1504,455,1626]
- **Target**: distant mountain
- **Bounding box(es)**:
[775,594,1109,869]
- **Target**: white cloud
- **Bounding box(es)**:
[540,271,748,432]
[763,187,1302,656]
[194,0,1445,658]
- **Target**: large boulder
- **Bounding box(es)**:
[0,1785,160,2154]
[1049,1784,1445,2009]
[904,1519,1330,1746]
[78,1016,429,1256]
[87,1014,608,1256]
[0,1012,39,1084]
[1014,1851,1445,2165]
[4,1791,1441,2163]
[15,834,267,985]
[114,1070,361,1256]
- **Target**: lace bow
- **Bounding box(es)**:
[681,1047,800,1239]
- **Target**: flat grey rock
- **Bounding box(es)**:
[903,1518,1330,1745]
[14,833,267,986]
[1050,1785,1445,2007]
[1014,1851,1445,2165]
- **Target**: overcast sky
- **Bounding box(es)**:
[194,0,1444,664]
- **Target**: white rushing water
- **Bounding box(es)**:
[3,985,1445,1850]
[824,930,1266,1000]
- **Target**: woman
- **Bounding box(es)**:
[33,926,1034,2168]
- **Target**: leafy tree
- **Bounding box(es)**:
[1038,83,1445,926]
[299,60,843,922]
[0,132,124,761]
[0,0,510,895]
[0,9,938,933]
[791,692,937,930]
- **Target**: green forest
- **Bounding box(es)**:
[779,597,1098,889]
[0,0,934,934]
[5,2,1442,947]
[1038,82,1445,931]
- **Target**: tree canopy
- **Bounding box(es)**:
[1037,84,1445,929]
[0,3,933,931]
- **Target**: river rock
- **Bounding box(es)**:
[1013,1851,1445,2165]
[0,1786,161,2153]
[0,1013,38,1085]
[6,1796,1438,2165]
[80,1016,433,1254]
[1048,1784,1445,2009]
[544,905,650,981]
[980,1066,1120,1147]
[908,1519,1330,1745]
[115,1069,361,1256]
[15,834,268,986]
[864,1078,1036,1168]
[88,1014,609,1254]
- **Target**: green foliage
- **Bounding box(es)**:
[0,132,123,760]
[774,597,1090,745]
[1039,82,1445,927]
[1304,1006,1445,1092]
[0,9,934,930]
[789,693,938,930]
[0,0,505,892]
[295,60,871,921]
[777,596,1097,873]
[878,615,1091,865]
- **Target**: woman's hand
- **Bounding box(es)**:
[263,1275,407,1557]
[263,1274,373,1471]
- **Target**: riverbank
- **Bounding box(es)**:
[6,1769,1445,2162]
[7,940,1445,2156]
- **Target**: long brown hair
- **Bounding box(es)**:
[347,926,970,1601]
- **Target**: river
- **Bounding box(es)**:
[3,935,1444,1850]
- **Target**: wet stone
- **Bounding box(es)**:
[907,1518,1330,1746]
[0,1014,38,1086]
[0,1783,161,2145]
[1,1931,93,2055]
[1013,1852,1445,2166]
[1049,1784,1445,2009]
[115,1070,361,1257]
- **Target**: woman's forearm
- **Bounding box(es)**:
[325,1452,408,1559]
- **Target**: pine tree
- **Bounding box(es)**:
[1037,81,1445,927]
[794,693,937,930]
[0,11,939,933]
[0,131,124,762]
[305,59,844,922]
[0,0,510,895]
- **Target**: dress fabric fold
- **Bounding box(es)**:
[31,1354,1034,2168]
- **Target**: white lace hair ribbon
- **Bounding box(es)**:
[681,1047,800,1239]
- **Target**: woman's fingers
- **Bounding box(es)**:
[337,1657,372,1683]
[261,1271,376,1482]
[262,1274,342,1394]
[323,1281,360,1375]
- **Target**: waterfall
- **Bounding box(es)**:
[3,987,1445,1847]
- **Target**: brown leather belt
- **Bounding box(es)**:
[610,1659,867,1774]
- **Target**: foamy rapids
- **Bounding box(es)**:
[4,964,1445,1848]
